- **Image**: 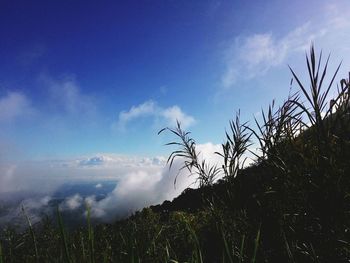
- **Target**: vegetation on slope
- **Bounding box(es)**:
[0,46,349,262]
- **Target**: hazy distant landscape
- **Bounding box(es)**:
[0,180,117,228]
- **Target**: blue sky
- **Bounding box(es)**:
[1,0,350,160]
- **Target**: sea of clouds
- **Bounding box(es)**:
[0,143,223,227]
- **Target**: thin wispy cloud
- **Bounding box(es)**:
[117,100,156,128]
[115,100,196,131]
[0,91,34,122]
[39,74,97,116]
[221,5,350,89]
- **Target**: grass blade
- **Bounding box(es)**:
[86,205,95,263]
[0,241,3,263]
[221,227,234,263]
[57,207,71,263]
[251,226,261,263]
[22,205,39,263]
[239,234,245,263]
[283,231,294,263]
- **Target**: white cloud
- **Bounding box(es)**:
[81,160,194,221]
[39,74,96,116]
[221,4,350,89]
[115,100,195,131]
[161,106,196,130]
[239,33,283,70]
[0,143,223,224]
[83,143,223,221]
[60,194,83,211]
[196,142,223,166]
[325,3,350,32]
[0,153,167,194]
[0,92,34,122]
[0,153,167,225]
[79,155,115,166]
[117,100,156,128]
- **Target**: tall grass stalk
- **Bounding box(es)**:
[221,227,234,263]
[4,228,13,263]
[184,220,203,263]
[165,239,179,263]
[22,205,39,262]
[248,96,302,171]
[283,231,294,263]
[57,207,71,263]
[288,45,342,149]
[251,227,261,263]
[86,205,95,263]
[80,233,86,262]
[239,234,245,263]
[216,111,252,181]
[0,241,3,263]
[159,121,220,187]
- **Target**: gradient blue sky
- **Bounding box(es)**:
[1,0,350,160]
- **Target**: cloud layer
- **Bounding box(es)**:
[85,143,222,221]
[0,143,223,225]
